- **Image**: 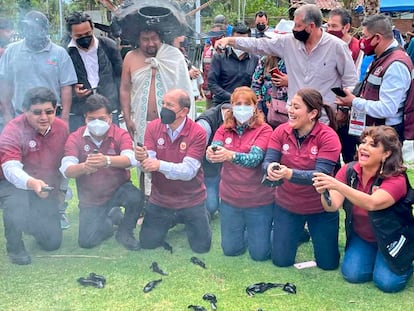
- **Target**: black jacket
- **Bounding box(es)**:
[67,37,122,115]
[208,50,258,106]
[196,104,225,177]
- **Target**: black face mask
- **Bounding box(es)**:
[76,35,93,49]
[256,24,266,32]
[160,107,177,124]
[293,29,310,43]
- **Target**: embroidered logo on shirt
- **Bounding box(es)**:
[157,138,165,146]
[180,142,187,151]
[282,143,289,151]
[84,145,91,152]
[46,57,57,66]
[29,140,37,148]
[374,66,383,76]
[311,146,318,155]
[225,137,232,145]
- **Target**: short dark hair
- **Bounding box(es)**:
[362,14,393,40]
[232,22,251,36]
[84,94,112,115]
[255,11,268,20]
[22,87,57,110]
[65,12,93,33]
[329,8,352,26]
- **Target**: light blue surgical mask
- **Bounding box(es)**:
[232,105,254,124]
[87,119,110,136]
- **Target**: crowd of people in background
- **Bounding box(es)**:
[0,2,414,295]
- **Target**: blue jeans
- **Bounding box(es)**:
[272,204,339,270]
[204,175,220,215]
[220,200,273,261]
[341,234,413,293]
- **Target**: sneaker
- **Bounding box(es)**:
[8,249,31,265]
[108,206,124,226]
[60,213,70,230]
[115,230,140,251]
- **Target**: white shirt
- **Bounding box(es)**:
[68,36,100,88]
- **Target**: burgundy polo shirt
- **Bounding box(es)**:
[268,122,341,214]
[64,124,131,207]
[145,118,207,209]
[213,123,274,208]
[0,114,68,190]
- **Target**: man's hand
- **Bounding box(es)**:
[189,68,200,79]
[141,158,160,172]
[334,88,355,107]
[135,145,148,162]
[74,84,92,98]
[214,37,234,52]
[85,152,107,169]
[27,178,50,199]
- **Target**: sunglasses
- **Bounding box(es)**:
[30,109,55,116]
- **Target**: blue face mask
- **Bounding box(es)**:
[232,105,254,124]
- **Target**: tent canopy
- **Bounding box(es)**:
[380,0,414,13]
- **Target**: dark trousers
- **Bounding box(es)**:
[337,124,359,163]
[139,202,211,253]
[0,180,62,253]
[78,181,143,248]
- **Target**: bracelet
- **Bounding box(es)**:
[105,156,111,168]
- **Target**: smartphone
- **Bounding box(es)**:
[272,164,281,171]
[270,67,282,77]
[331,87,347,97]
[41,186,55,192]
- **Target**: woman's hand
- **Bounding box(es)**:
[312,172,339,193]
[266,162,289,181]
[206,145,233,163]
[271,72,288,87]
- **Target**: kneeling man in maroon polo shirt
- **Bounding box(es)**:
[135,88,211,253]
[60,94,143,251]
[0,87,68,265]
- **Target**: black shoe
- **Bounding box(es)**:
[8,249,31,265]
[116,230,140,251]
[108,206,124,226]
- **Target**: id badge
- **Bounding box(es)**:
[348,106,366,136]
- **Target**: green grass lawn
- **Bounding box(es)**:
[1,171,414,311]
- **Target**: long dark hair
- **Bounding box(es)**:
[359,126,406,177]
[296,88,337,130]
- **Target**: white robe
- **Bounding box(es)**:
[130,43,195,143]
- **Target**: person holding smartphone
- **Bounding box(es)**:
[206,87,274,261]
[263,88,341,270]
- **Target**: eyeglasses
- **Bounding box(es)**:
[30,109,55,116]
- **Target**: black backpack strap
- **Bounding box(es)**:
[343,161,357,244]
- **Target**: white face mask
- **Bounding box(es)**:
[232,48,245,58]
[233,105,254,124]
[87,119,110,137]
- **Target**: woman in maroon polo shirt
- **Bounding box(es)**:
[206,86,274,261]
[313,126,413,292]
[262,88,341,270]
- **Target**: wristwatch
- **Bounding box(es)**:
[105,156,111,168]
